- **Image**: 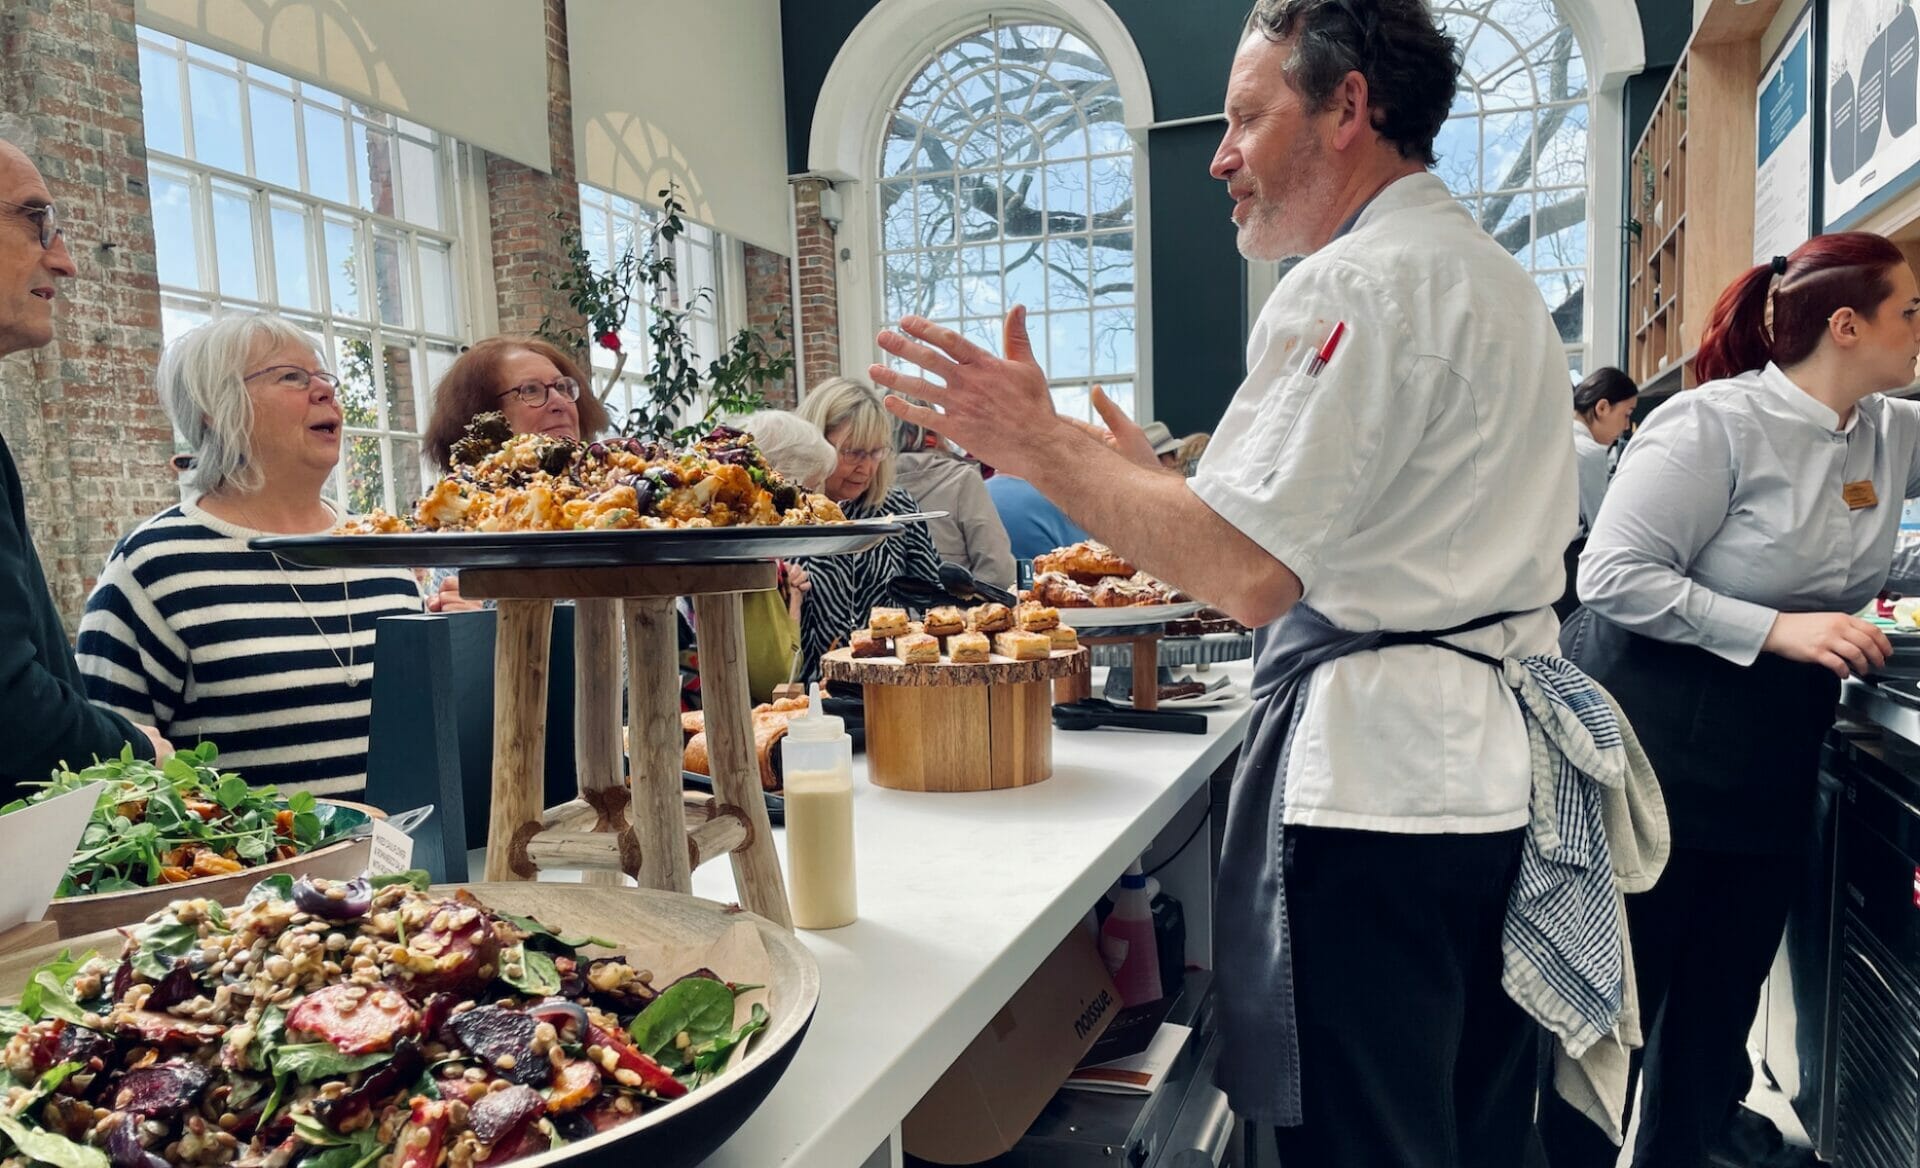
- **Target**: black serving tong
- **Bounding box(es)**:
[1052,698,1209,734]
[938,562,1019,607]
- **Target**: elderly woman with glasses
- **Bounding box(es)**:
[790,376,941,683]
[75,313,424,797]
[418,336,613,613]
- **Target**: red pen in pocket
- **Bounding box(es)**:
[1305,320,1347,377]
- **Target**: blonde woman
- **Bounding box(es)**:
[791,377,941,682]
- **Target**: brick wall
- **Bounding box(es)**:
[742,241,797,408]
[485,0,586,346]
[0,0,172,632]
[792,178,841,394]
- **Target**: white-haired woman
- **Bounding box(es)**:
[790,377,941,682]
[77,314,423,796]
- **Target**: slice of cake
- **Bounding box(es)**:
[1047,625,1079,651]
[949,630,990,663]
[869,606,910,636]
[897,631,940,664]
[850,629,890,658]
[994,630,1051,661]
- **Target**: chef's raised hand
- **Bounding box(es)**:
[872,306,1066,476]
[1762,611,1892,678]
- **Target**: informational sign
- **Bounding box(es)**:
[1825,0,1920,227]
[1757,7,1816,260]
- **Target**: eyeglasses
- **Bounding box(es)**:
[0,199,62,250]
[244,364,341,392]
[837,446,886,465]
[498,376,581,407]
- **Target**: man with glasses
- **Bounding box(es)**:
[0,128,172,798]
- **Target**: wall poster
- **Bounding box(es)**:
[1826,0,1920,227]
[1757,6,1817,260]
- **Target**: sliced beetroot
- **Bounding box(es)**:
[115,1009,223,1048]
[288,983,417,1054]
[143,964,202,1013]
[546,1058,601,1114]
[399,906,502,998]
[107,1114,169,1168]
[395,1098,452,1168]
[110,960,134,1003]
[417,991,459,1045]
[313,1039,423,1133]
[550,1110,595,1142]
[447,1006,549,1086]
[52,1023,116,1088]
[113,1059,212,1116]
[467,1082,546,1145]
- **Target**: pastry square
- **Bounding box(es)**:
[869,607,910,636]
[1015,603,1060,632]
[1047,625,1079,650]
[968,602,1014,633]
[850,629,890,658]
[897,632,940,664]
[949,630,990,663]
[994,630,1051,661]
[924,605,967,637]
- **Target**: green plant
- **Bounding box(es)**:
[537,186,795,444]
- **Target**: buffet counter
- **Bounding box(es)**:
[685,663,1254,1168]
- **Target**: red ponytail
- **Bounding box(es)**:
[1692,231,1906,383]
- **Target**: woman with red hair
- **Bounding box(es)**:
[1541,232,1920,1164]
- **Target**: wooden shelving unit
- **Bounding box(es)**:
[1624,34,1762,395]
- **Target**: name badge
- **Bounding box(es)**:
[1844,479,1879,510]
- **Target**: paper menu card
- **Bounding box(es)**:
[0,783,102,929]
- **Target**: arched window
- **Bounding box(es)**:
[1433,0,1591,376]
[874,21,1137,421]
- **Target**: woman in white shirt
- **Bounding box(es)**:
[1556,367,1638,618]
[1541,232,1920,1166]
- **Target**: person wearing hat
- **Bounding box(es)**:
[1139,420,1185,468]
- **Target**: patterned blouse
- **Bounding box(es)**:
[791,487,942,683]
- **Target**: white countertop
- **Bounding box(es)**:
[689,663,1256,1168]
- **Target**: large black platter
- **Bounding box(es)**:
[253,521,903,569]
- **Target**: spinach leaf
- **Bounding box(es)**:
[0,1112,108,1168]
[498,947,561,997]
[292,1116,388,1168]
[493,910,614,953]
[235,1006,286,1073]
[626,976,735,1061]
[369,871,430,893]
[689,1003,769,1081]
[0,1006,31,1036]
[18,951,95,1024]
[270,1043,392,1084]
[127,920,200,981]
[244,874,294,906]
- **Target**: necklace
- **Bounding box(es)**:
[236,499,359,688]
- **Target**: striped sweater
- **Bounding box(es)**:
[791,487,942,683]
[76,503,423,797]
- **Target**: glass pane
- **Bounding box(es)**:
[187,64,245,173]
[419,240,455,334]
[961,316,998,357]
[160,295,210,345]
[210,184,258,300]
[425,343,459,402]
[148,171,200,290]
[1049,311,1091,378]
[1093,307,1133,377]
[881,116,917,177]
[1481,111,1532,191]
[1002,168,1041,237]
[249,86,300,190]
[333,330,379,428]
[323,215,361,318]
[1099,379,1134,419]
[303,105,351,204]
[270,201,313,310]
[301,82,343,110]
[246,63,296,91]
[1536,271,1584,342]
[354,122,395,216]
[1460,20,1525,94]
[1534,27,1587,103]
[1003,240,1045,309]
[877,181,914,252]
[914,178,956,248]
[1045,237,1090,311]
[343,434,384,516]
[1535,102,1588,188]
[1485,190,1531,265]
[1089,155,1131,226]
[371,228,408,327]
[687,239,715,303]
[883,253,921,321]
[1091,233,1133,305]
[1019,310,1050,369]
[390,437,423,512]
[396,137,441,230]
[1537,208,1587,271]
[139,46,185,158]
[185,41,237,69]
[382,343,422,434]
[1051,382,1091,422]
[920,249,959,320]
[1042,160,1088,224]
[1433,116,1480,195]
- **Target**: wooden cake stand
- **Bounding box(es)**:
[1052,629,1164,710]
[462,564,790,928]
[821,646,1088,792]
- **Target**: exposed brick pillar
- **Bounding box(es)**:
[792,178,841,395]
[485,0,585,346]
[0,0,171,632]
[742,241,797,408]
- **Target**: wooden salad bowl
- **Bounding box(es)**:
[2,884,819,1168]
[40,799,382,937]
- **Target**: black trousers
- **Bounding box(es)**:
[1536,847,1800,1168]
[1271,826,1535,1168]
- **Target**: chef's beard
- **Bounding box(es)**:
[1234,138,1339,262]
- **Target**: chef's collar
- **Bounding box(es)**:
[1758,361,1857,433]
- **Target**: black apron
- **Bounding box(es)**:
[1560,608,1837,856]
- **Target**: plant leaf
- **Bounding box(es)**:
[0,1112,108,1168]
[626,976,735,1061]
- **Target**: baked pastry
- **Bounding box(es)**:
[898,632,940,664]
[1015,603,1059,632]
[1047,625,1079,650]
[1034,540,1135,584]
[869,607,910,636]
[924,605,967,637]
[949,630,990,663]
[850,629,890,658]
[1093,576,1160,607]
[1159,681,1208,701]
[994,630,1052,661]
[683,718,790,791]
[1029,571,1095,608]
[968,602,1014,633]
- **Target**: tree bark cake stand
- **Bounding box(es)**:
[821,647,1088,792]
[462,564,791,929]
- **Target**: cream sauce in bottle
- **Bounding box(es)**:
[781,696,856,929]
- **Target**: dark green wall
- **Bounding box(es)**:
[778,0,1254,431]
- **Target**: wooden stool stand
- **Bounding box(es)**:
[463,563,791,929]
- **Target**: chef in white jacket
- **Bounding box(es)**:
[866,1,1576,1163]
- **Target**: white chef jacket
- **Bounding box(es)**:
[1580,362,1920,664]
[1573,420,1613,537]
[1190,172,1577,834]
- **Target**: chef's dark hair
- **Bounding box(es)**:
[1572,367,1636,417]
[1694,232,1907,382]
[1243,0,1460,166]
